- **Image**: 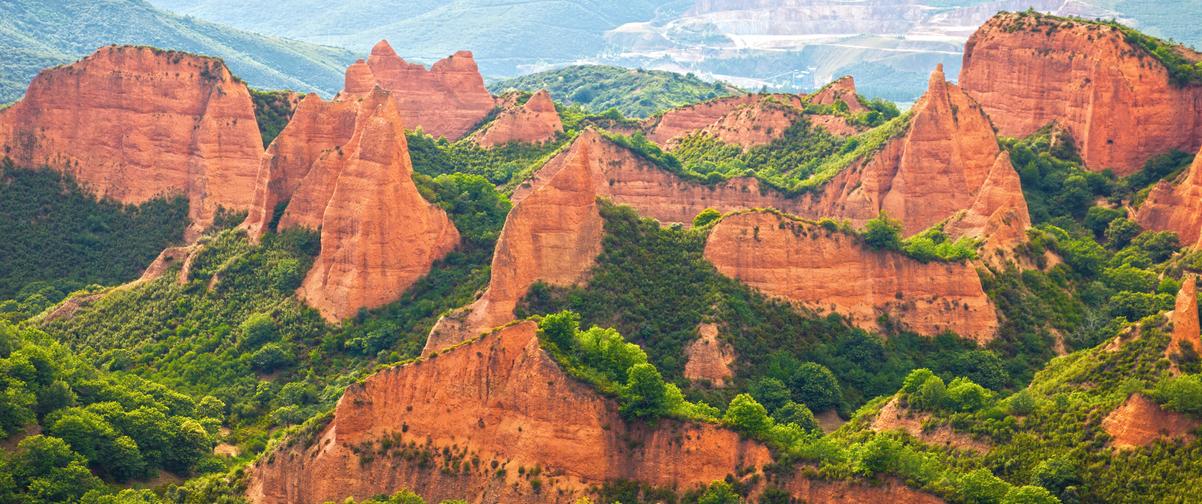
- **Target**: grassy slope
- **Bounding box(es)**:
[0,0,357,103]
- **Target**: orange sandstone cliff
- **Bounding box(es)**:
[807,75,869,114]
[474,89,564,147]
[960,12,1202,175]
[1135,144,1202,246]
[264,88,459,322]
[797,64,1030,251]
[424,129,823,353]
[246,321,942,504]
[0,46,263,234]
[704,210,999,341]
[645,94,818,148]
[1102,394,1200,449]
[1167,275,1201,360]
[340,41,495,140]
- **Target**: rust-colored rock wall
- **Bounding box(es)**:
[247,322,772,504]
[1102,394,1200,449]
[0,46,263,234]
[340,41,495,140]
[683,323,735,386]
[1168,275,1201,359]
[960,12,1202,175]
[1135,144,1202,246]
[286,89,459,322]
[247,321,943,504]
[797,65,1030,252]
[808,75,869,113]
[474,89,563,147]
[704,210,998,341]
[645,94,810,148]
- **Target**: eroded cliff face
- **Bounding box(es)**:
[1135,144,1202,246]
[247,321,942,504]
[1102,394,1200,449]
[960,12,1202,175]
[474,89,563,147]
[683,323,735,386]
[807,75,868,114]
[1168,275,1201,360]
[704,210,998,341]
[339,41,495,140]
[425,129,825,353]
[279,89,459,322]
[646,94,820,148]
[0,46,263,234]
[798,64,1030,252]
[247,321,771,504]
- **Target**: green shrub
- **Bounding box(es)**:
[1151,374,1202,414]
[724,393,772,437]
[862,212,903,251]
[692,208,722,228]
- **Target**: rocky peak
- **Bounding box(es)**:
[269,88,460,322]
[644,94,817,148]
[340,42,495,140]
[1134,143,1202,246]
[1102,394,1199,449]
[0,45,263,236]
[473,89,564,147]
[808,75,868,113]
[960,12,1202,175]
[1168,274,1201,360]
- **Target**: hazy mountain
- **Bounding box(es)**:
[146,0,1202,102]
[0,0,357,103]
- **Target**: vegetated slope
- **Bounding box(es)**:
[0,0,356,103]
[489,65,742,118]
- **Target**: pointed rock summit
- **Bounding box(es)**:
[245,88,459,322]
[474,89,564,147]
[339,41,495,140]
[960,12,1202,175]
[1168,275,1201,359]
[1135,144,1202,246]
[808,75,868,113]
[0,46,263,235]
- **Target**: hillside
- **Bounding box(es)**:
[0,0,356,103]
[489,65,742,118]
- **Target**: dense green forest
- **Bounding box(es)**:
[490,65,742,118]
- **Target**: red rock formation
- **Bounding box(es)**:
[247,321,771,504]
[960,12,1202,175]
[139,245,199,285]
[704,210,999,341]
[645,94,819,148]
[798,64,1030,250]
[808,75,869,114]
[340,41,495,140]
[1102,394,1200,449]
[683,323,735,386]
[424,129,825,353]
[871,397,989,453]
[0,46,263,234]
[474,89,563,147]
[287,88,459,322]
[247,321,942,504]
[1167,275,1201,360]
[1135,144,1202,246]
[242,94,361,239]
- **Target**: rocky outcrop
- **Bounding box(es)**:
[808,75,868,114]
[425,129,825,353]
[1167,275,1201,360]
[0,46,263,235]
[474,90,563,147]
[644,94,813,148]
[1102,394,1200,449]
[704,210,998,341]
[242,94,361,239]
[139,245,199,285]
[797,64,1030,251]
[683,323,735,386]
[960,12,1202,175]
[247,321,772,504]
[282,88,459,322]
[248,321,942,504]
[871,397,989,453]
[340,41,495,140]
[1135,144,1202,246]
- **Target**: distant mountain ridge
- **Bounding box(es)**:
[0,0,357,103]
